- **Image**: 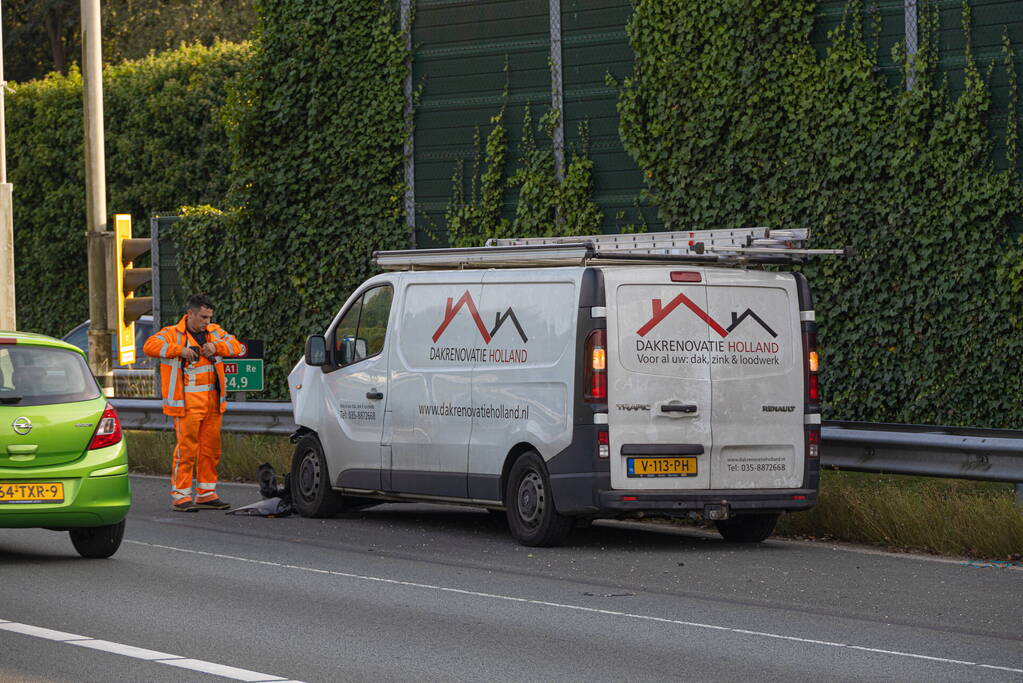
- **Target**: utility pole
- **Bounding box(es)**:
[81,0,113,396]
[0,0,16,330]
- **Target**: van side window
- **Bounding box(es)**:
[357,286,393,358]
[333,285,392,366]
[334,297,363,364]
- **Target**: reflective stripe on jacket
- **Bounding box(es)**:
[143,317,244,416]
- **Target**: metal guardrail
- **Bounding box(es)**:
[111,399,1023,502]
[821,422,1023,484]
[112,398,297,436]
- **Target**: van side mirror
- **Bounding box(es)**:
[339,337,368,365]
[305,335,327,366]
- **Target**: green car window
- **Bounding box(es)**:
[0,346,101,407]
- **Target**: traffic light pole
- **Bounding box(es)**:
[82,0,114,396]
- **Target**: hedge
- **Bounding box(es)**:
[8,41,252,337]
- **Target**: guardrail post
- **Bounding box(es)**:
[1016,483,1022,509]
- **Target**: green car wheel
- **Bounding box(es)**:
[69,519,126,559]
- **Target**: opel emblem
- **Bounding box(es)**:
[12,417,32,435]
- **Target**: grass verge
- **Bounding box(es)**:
[125,431,1023,559]
[125,430,292,482]
[777,469,1023,560]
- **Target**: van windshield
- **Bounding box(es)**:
[0,346,101,406]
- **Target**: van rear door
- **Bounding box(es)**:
[705,271,804,489]
[604,267,713,491]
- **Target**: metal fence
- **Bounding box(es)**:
[111,399,1023,505]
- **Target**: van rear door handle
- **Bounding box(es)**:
[661,404,697,414]
[366,391,383,400]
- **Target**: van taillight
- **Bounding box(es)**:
[583,329,607,402]
[806,427,820,459]
[802,329,820,406]
[597,430,609,459]
[89,404,123,450]
[802,324,821,463]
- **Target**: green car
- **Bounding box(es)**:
[0,331,131,558]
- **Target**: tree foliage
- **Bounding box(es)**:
[444,103,603,248]
[2,0,256,82]
[2,0,79,82]
[102,0,256,66]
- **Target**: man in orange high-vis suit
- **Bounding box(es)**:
[144,295,244,512]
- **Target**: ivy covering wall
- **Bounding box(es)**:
[444,103,603,247]
[175,0,410,396]
[8,42,251,336]
[616,0,1023,427]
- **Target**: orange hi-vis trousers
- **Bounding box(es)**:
[171,393,224,504]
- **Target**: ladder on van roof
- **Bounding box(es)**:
[374,227,850,270]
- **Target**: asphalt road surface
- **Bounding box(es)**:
[1,475,1020,682]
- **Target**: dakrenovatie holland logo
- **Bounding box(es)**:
[432,291,527,344]
[637,292,777,339]
[634,293,781,367]
[430,291,528,364]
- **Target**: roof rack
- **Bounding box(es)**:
[373,227,849,271]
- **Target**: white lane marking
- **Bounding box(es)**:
[601,519,1023,570]
[845,645,977,666]
[130,475,1019,570]
[125,540,1023,675]
[162,659,286,681]
[0,622,91,641]
[0,618,301,682]
[981,665,1023,673]
[70,639,180,660]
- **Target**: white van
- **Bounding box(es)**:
[288,229,842,546]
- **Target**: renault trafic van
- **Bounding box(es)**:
[288,229,842,546]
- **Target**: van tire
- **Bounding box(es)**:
[69,520,125,559]
[291,435,344,518]
[714,513,779,543]
[505,452,572,547]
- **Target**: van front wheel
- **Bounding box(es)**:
[291,435,343,518]
[714,513,779,543]
[505,452,572,547]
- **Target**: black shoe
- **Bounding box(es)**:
[172,500,199,512]
[194,498,230,510]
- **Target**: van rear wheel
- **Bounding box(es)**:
[714,513,779,543]
[505,452,572,547]
[291,435,344,518]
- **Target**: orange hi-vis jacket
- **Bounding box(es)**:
[143,317,244,417]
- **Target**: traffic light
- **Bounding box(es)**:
[112,214,152,365]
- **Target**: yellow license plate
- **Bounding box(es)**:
[0,482,65,504]
[627,457,698,478]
